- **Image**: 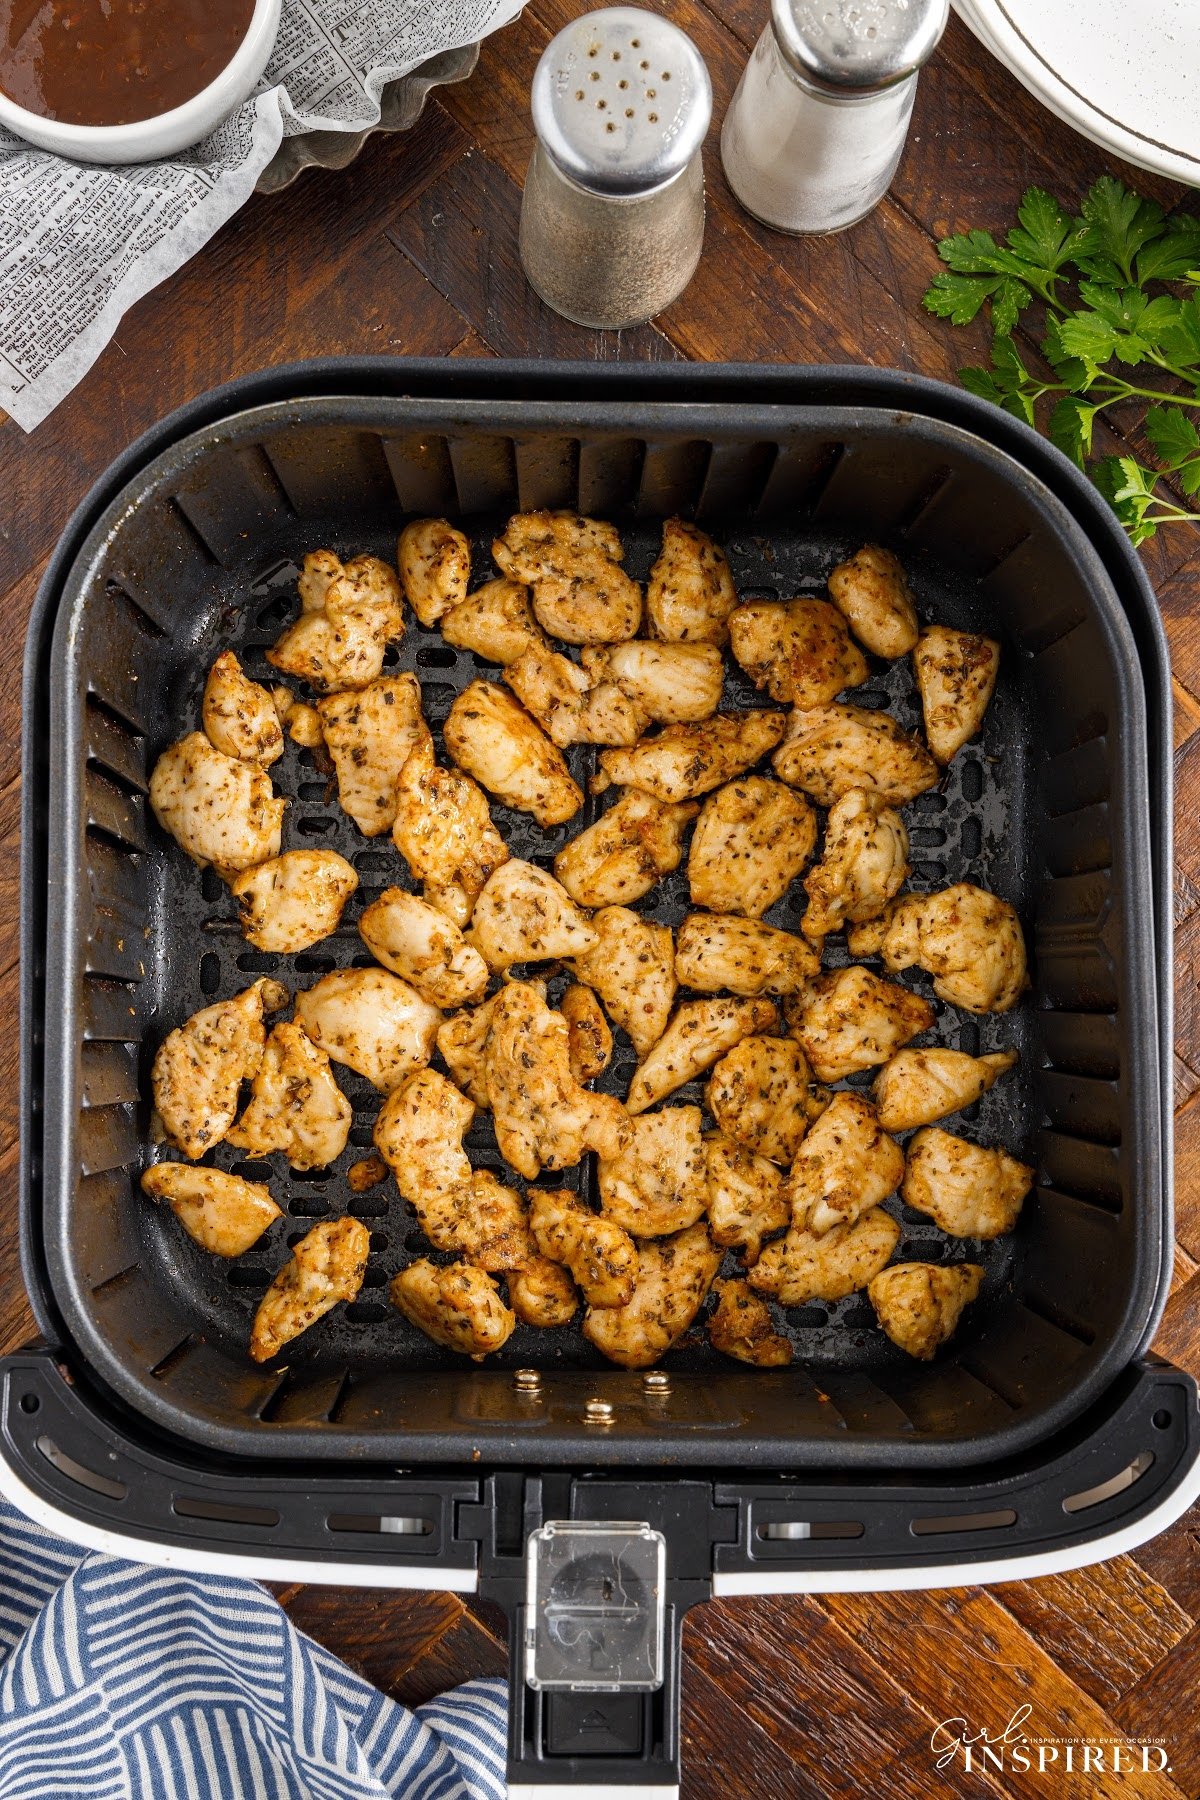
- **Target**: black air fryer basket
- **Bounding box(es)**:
[4,361,1196,1795]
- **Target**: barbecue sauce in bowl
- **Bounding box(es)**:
[0,0,257,126]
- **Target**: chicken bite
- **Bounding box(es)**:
[504,642,647,747]
[149,732,284,874]
[295,968,441,1092]
[561,983,613,1081]
[227,1022,352,1172]
[509,1258,579,1328]
[392,739,509,928]
[202,651,285,766]
[788,966,934,1082]
[748,1208,901,1305]
[316,674,431,838]
[914,626,1000,764]
[645,519,737,645]
[583,1222,722,1368]
[902,1128,1034,1239]
[468,859,597,970]
[874,883,1028,1014]
[530,1188,639,1310]
[598,1105,708,1236]
[229,850,358,953]
[445,680,583,826]
[440,577,548,666]
[581,641,724,724]
[827,544,919,659]
[729,598,869,707]
[266,551,404,693]
[151,978,287,1160]
[397,518,470,626]
[484,982,630,1178]
[675,914,819,997]
[141,1164,281,1257]
[687,776,817,918]
[554,788,698,908]
[390,1259,515,1360]
[598,711,787,804]
[703,1132,788,1265]
[868,1262,984,1360]
[437,992,503,1108]
[874,1047,1018,1133]
[249,1217,370,1362]
[801,788,909,941]
[706,1037,815,1166]
[359,888,489,1009]
[773,704,939,806]
[493,511,642,644]
[786,1092,905,1236]
[373,1067,474,1207]
[626,997,778,1114]
[707,1278,792,1366]
[572,907,677,1059]
[442,1169,535,1271]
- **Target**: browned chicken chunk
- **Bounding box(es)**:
[390,1259,515,1359]
[445,680,583,826]
[151,978,287,1160]
[359,888,489,1008]
[675,914,819,997]
[468,859,598,969]
[583,1222,722,1368]
[788,966,934,1082]
[827,544,919,659]
[871,884,1029,1014]
[141,1164,281,1258]
[250,1217,370,1362]
[773,704,939,806]
[801,788,909,942]
[229,850,358,953]
[913,626,1000,764]
[504,642,647,747]
[484,982,630,1178]
[228,1022,352,1172]
[707,1278,792,1366]
[599,711,787,804]
[902,1128,1034,1238]
[687,776,817,917]
[729,598,869,706]
[748,1208,901,1305]
[554,788,698,908]
[440,577,548,666]
[149,732,285,874]
[202,651,285,766]
[786,1092,905,1235]
[509,1258,579,1327]
[397,519,470,626]
[627,996,778,1114]
[703,1132,788,1265]
[874,1047,1018,1133]
[530,1187,639,1309]
[581,641,724,723]
[374,1067,474,1208]
[392,739,509,928]
[645,519,737,645]
[598,1106,708,1236]
[572,907,677,1059]
[561,983,613,1081]
[868,1262,984,1360]
[706,1037,815,1166]
[317,674,431,837]
[493,511,642,644]
[295,968,441,1092]
[266,551,404,693]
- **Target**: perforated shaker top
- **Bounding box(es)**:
[530,6,712,196]
[771,0,949,92]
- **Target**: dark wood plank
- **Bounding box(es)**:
[1111,1627,1200,1796]
[1132,1504,1200,1620]
[994,1561,1192,1711]
[270,1585,468,1695]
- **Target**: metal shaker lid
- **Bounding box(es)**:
[531,6,712,197]
[770,0,949,93]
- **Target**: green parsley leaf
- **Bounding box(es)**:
[923,272,1002,326]
[937,228,1031,280]
[1144,404,1200,466]
[1006,186,1076,275]
[1077,178,1166,285]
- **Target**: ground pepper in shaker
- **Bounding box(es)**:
[519,6,712,330]
[721,0,948,236]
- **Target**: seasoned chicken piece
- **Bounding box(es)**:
[869,1262,984,1360]
[390,1259,516,1360]
[786,1092,905,1236]
[687,776,817,918]
[295,969,441,1092]
[266,551,404,693]
[598,1106,708,1237]
[675,914,818,997]
[392,739,509,928]
[316,674,430,838]
[437,992,502,1108]
[151,978,287,1160]
[788,966,934,1082]
[749,1208,901,1305]
[729,598,869,707]
[583,1222,722,1368]
[645,518,737,645]
[373,1068,474,1206]
[708,1278,792,1366]
[504,642,647,748]
[440,577,548,666]
[227,1022,352,1172]
[903,1128,1034,1238]
[509,1257,579,1327]
[581,641,724,724]
[493,511,642,644]
[485,982,630,1178]
[827,544,919,659]
[423,1168,534,1271]
[468,859,597,970]
[561,983,613,1081]
[707,1038,814,1166]
[874,1047,1018,1133]
[530,1188,639,1309]
[801,788,909,941]
[359,888,489,1009]
[914,626,1000,764]
[347,1153,387,1193]
[627,997,778,1114]
[876,883,1028,1014]
[397,518,470,626]
[599,711,787,805]
[149,732,284,874]
[141,1164,281,1257]
[444,680,582,826]
[202,651,285,766]
[773,705,939,806]
[249,1217,370,1362]
[554,788,698,908]
[229,850,358,953]
[284,699,324,750]
[704,1132,788,1265]
[572,908,677,1059]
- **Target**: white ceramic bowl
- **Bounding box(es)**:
[0,0,282,164]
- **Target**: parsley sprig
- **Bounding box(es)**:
[923,178,1200,544]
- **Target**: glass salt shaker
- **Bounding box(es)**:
[520,6,712,330]
[721,0,948,235]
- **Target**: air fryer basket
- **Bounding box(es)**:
[37,389,1165,1471]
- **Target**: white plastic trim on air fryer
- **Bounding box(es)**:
[508,1788,678,1799]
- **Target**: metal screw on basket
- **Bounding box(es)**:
[583,1397,616,1426]
[520,6,713,330]
[513,1368,542,1395]
[721,0,948,236]
[642,1371,672,1398]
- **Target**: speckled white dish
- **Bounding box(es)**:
[954,0,1200,187]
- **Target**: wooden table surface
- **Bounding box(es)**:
[4,6,1200,1795]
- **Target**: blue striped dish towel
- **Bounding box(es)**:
[0,1498,508,1799]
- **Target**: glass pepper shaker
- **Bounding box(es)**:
[520,6,712,331]
[721,0,948,236]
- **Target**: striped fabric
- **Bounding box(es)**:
[0,1500,507,1800]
